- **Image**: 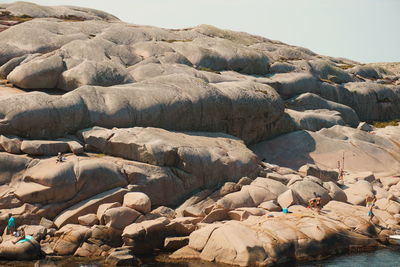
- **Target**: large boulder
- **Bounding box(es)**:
[0,152,31,186]
[277,189,301,208]
[170,36,270,75]
[348,65,383,79]
[78,214,99,227]
[288,180,331,206]
[20,140,71,156]
[121,161,188,207]
[216,178,288,210]
[0,238,41,260]
[307,59,354,84]
[323,182,347,202]
[53,187,128,228]
[343,180,373,206]
[106,247,142,266]
[270,72,321,99]
[15,156,127,207]
[97,202,122,224]
[53,224,89,255]
[58,58,134,91]
[374,198,400,215]
[80,127,262,205]
[298,164,339,182]
[123,192,151,214]
[7,53,65,89]
[341,82,400,122]
[103,207,141,230]
[0,75,284,144]
[252,125,400,174]
[0,135,22,154]
[122,217,170,254]
[286,93,359,127]
[285,108,345,131]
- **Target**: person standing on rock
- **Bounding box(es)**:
[56,152,66,163]
[366,194,376,221]
[6,213,16,235]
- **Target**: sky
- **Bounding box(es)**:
[1,0,399,63]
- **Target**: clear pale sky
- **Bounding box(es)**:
[1,0,399,63]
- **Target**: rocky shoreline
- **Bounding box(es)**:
[0,1,399,266]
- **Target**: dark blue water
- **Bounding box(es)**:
[2,249,399,267]
[298,249,400,267]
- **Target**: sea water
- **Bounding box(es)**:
[1,248,399,267]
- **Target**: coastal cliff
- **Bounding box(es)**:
[0,2,399,266]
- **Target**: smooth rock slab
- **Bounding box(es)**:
[20,140,70,156]
[164,236,189,251]
[252,125,400,174]
[0,75,284,145]
[54,187,128,228]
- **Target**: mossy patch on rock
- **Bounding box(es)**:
[372,120,399,128]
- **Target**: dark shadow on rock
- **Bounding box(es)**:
[250,130,316,170]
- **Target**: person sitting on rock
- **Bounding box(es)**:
[6,213,16,235]
[56,152,66,163]
[365,194,376,221]
[12,226,26,244]
[308,193,322,214]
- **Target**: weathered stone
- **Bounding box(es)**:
[78,213,99,227]
[286,93,359,127]
[289,180,331,206]
[357,122,373,132]
[39,217,55,229]
[74,242,102,257]
[0,76,284,145]
[150,206,176,219]
[183,206,205,218]
[24,225,47,241]
[164,236,189,251]
[122,217,170,253]
[106,247,142,266]
[123,192,151,214]
[298,164,339,182]
[97,202,122,224]
[0,135,22,154]
[323,182,347,202]
[201,209,228,224]
[252,125,400,174]
[103,207,141,230]
[8,54,65,89]
[20,140,70,156]
[54,187,128,228]
[258,200,281,212]
[277,189,301,208]
[53,224,89,255]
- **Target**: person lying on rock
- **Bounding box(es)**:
[56,152,66,163]
[6,213,16,236]
[365,194,376,221]
[308,193,322,214]
[12,226,25,244]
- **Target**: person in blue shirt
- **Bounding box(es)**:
[7,213,16,235]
